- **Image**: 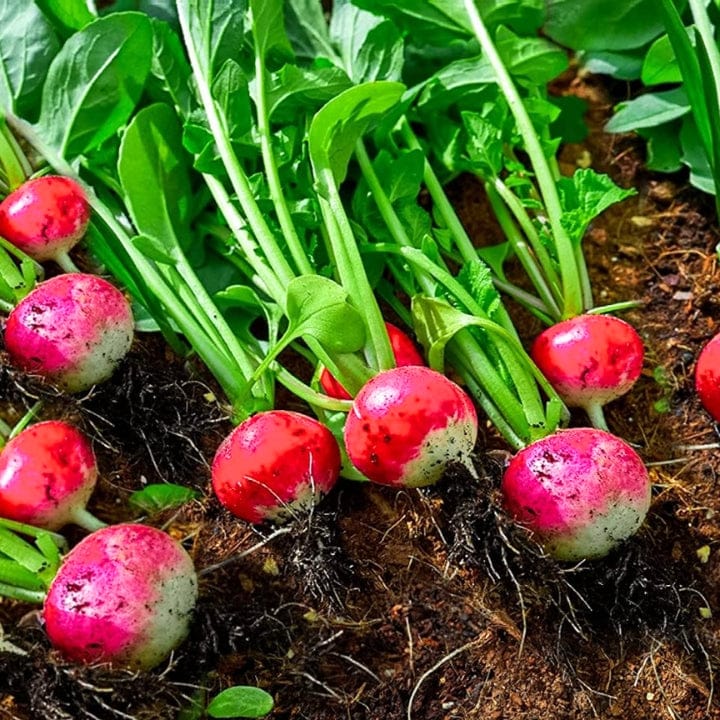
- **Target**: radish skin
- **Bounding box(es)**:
[212,410,341,524]
[43,524,197,670]
[0,420,102,531]
[320,322,424,399]
[4,273,134,392]
[502,428,651,561]
[695,333,720,423]
[0,176,90,270]
[344,366,478,488]
[531,314,644,428]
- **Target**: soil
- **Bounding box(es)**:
[1,74,720,720]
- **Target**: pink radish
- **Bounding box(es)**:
[531,314,644,428]
[320,322,424,399]
[0,420,104,532]
[3,273,134,392]
[344,365,478,488]
[43,523,198,670]
[695,333,720,423]
[212,410,341,524]
[0,176,90,271]
[501,427,651,561]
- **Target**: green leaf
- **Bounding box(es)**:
[637,123,684,172]
[285,275,366,353]
[131,234,175,264]
[457,261,502,318]
[213,59,254,139]
[266,64,352,122]
[284,0,339,63]
[680,115,716,194]
[308,81,405,185]
[118,103,191,248]
[557,168,637,244]
[375,148,425,203]
[129,484,200,513]
[330,0,404,83]
[641,33,684,85]
[176,0,247,79]
[35,0,95,33]
[544,0,669,51]
[147,18,193,116]
[250,0,293,61]
[207,686,274,718]
[605,87,690,133]
[0,0,60,117]
[35,12,153,157]
[461,109,506,177]
[580,49,646,80]
[495,26,568,84]
[350,0,471,45]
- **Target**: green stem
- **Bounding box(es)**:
[0,583,45,603]
[462,0,583,317]
[254,57,314,276]
[176,10,296,289]
[0,119,30,190]
[491,277,554,323]
[70,508,107,532]
[7,401,43,441]
[54,250,82,274]
[584,401,609,432]
[274,367,353,413]
[317,166,394,371]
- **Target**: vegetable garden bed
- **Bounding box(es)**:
[1,2,719,719]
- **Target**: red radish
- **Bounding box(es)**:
[212,410,341,524]
[344,365,478,488]
[43,524,198,670]
[531,314,644,428]
[0,176,90,271]
[502,427,651,561]
[320,322,424,399]
[0,420,104,532]
[4,273,134,392]
[695,333,720,423]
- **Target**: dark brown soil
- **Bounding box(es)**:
[2,76,720,720]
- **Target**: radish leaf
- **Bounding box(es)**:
[207,686,274,718]
[36,13,153,157]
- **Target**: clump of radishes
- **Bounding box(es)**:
[0,175,90,271]
[3,272,134,392]
[43,523,198,670]
[344,365,478,487]
[320,322,424,399]
[0,420,104,531]
[531,314,644,428]
[212,410,341,524]
[695,333,720,423]
[501,427,651,561]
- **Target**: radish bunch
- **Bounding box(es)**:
[212,410,341,523]
[0,175,90,271]
[4,273,134,392]
[0,420,104,531]
[501,428,652,560]
[344,366,478,487]
[43,523,197,669]
[531,314,645,429]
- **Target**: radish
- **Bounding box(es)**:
[320,322,424,399]
[3,273,134,392]
[344,365,478,488]
[501,427,651,561]
[695,333,720,423]
[43,523,198,670]
[0,420,104,532]
[0,176,90,272]
[212,410,341,524]
[531,314,644,429]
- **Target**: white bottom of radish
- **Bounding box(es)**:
[543,501,648,561]
[399,419,477,488]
